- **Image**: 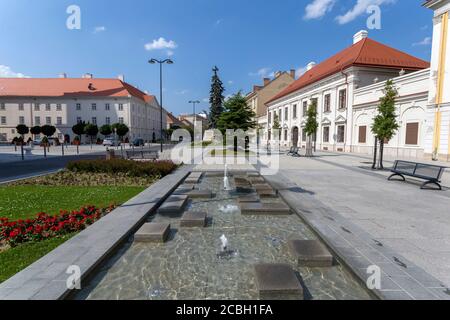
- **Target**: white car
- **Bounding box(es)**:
[103,138,120,147]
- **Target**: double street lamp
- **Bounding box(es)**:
[188,100,200,127]
[149,58,173,153]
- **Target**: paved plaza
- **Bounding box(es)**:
[276,151,450,287]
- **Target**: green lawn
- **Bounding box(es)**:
[0,185,145,220]
[0,233,76,283]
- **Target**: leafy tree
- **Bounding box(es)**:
[217,92,256,151]
[209,66,225,128]
[16,124,29,138]
[304,100,319,157]
[100,124,112,137]
[85,124,99,147]
[41,125,57,138]
[30,126,41,139]
[72,121,86,139]
[371,80,399,169]
[112,123,129,141]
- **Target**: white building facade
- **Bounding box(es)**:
[0,76,166,143]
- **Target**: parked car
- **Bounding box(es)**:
[32,139,42,146]
[132,138,145,147]
[103,138,120,147]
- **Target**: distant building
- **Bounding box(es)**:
[245,70,296,141]
[0,74,166,143]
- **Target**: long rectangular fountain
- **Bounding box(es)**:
[74,170,373,300]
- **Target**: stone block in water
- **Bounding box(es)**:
[134,223,171,243]
[237,194,260,203]
[288,240,334,267]
[254,263,304,299]
[180,211,207,228]
[157,195,188,215]
[240,202,291,215]
[173,184,195,195]
[187,189,214,199]
[234,177,253,193]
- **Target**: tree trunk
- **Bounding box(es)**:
[372,137,378,170]
[21,142,24,161]
[305,135,313,157]
[44,144,47,158]
[378,140,385,170]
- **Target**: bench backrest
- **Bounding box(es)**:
[393,160,446,181]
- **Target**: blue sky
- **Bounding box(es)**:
[0,0,433,115]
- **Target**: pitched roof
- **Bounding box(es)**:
[0,78,157,104]
[267,37,430,104]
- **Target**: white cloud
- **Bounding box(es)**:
[176,89,189,95]
[0,65,29,78]
[304,0,336,20]
[228,80,234,85]
[167,50,175,57]
[296,66,308,78]
[336,0,395,25]
[249,67,274,78]
[93,26,106,34]
[202,98,209,103]
[145,37,178,51]
[413,37,432,46]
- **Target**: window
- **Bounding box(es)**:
[118,117,124,124]
[278,109,282,120]
[338,89,347,110]
[1,116,6,125]
[46,117,51,125]
[105,103,110,111]
[268,112,272,124]
[302,101,308,116]
[324,94,331,112]
[293,105,297,119]
[56,104,62,111]
[92,103,97,111]
[34,103,40,111]
[46,104,51,111]
[18,103,24,111]
[358,126,367,143]
[405,122,419,145]
[76,117,82,123]
[0,133,6,141]
[19,116,25,125]
[92,117,97,125]
[57,117,62,125]
[284,129,288,141]
[323,126,330,143]
[34,116,41,125]
[337,125,345,143]
[105,117,111,125]
[0,103,5,110]
[285,107,288,121]
[118,104,124,111]
[76,103,81,111]
[302,128,307,142]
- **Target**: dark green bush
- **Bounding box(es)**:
[66,159,177,178]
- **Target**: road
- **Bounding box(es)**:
[0,153,105,184]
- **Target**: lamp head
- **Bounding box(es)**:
[149,59,157,64]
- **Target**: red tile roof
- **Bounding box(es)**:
[267,37,430,104]
[0,78,157,104]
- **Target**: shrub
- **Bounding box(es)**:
[0,206,114,247]
[66,159,177,178]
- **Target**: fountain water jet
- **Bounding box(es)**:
[223,164,232,191]
[217,234,238,260]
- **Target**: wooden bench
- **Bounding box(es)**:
[388,160,446,190]
[125,149,159,161]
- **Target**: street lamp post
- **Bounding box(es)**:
[149,58,173,153]
[189,100,200,127]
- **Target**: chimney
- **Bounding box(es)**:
[118,74,125,82]
[290,69,296,79]
[263,78,270,86]
[83,73,93,79]
[306,62,316,71]
[59,73,67,79]
[353,30,368,44]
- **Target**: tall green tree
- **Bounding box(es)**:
[85,124,99,148]
[209,66,225,129]
[371,80,399,169]
[112,123,129,141]
[304,100,318,157]
[100,124,112,137]
[30,126,41,139]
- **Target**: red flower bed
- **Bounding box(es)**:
[0,205,114,247]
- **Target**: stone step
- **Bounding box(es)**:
[254,264,304,299]
[184,172,204,184]
[173,184,196,195]
[248,176,266,185]
[157,195,188,215]
[134,223,171,243]
[240,202,291,215]
[256,188,278,198]
[288,240,334,267]
[234,177,254,193]
[187,189,214,199]
[180,211,208,228]
[237,194,260,203]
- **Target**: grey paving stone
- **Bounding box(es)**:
[234,177,253,193]
[376,290,413,300]
[256,188,278,198]
[237,194,260,203]
[157,195,188,215]
[288,240,334,267]
[254,264,303,299]
[187,189,214,199]
[240,202,291,216]
[134,223,171,243]
[173,184,195,195]
[389,276,438,300]
[180,211,207,228]
[248,176,266,184]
